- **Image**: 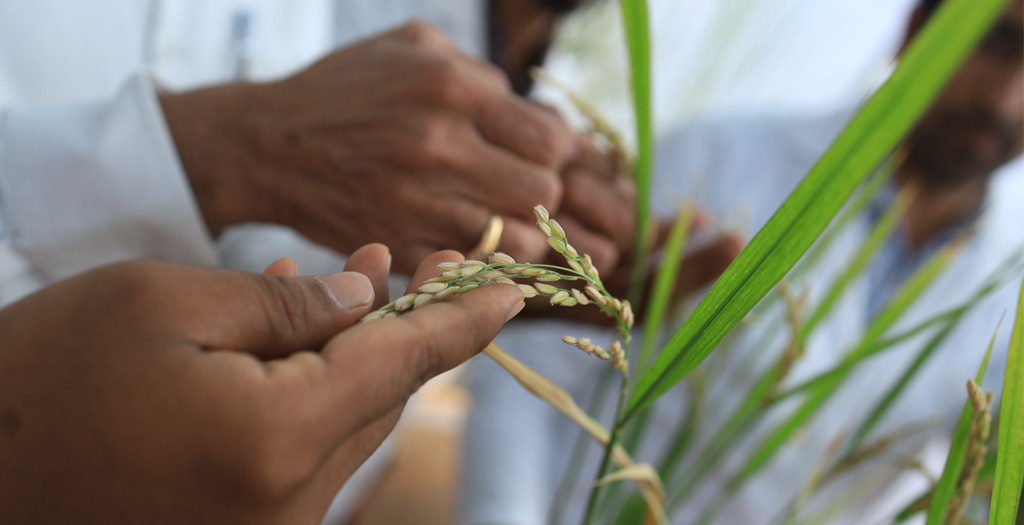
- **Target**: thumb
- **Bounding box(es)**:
[276,282,524,467]
[176,267,376,359]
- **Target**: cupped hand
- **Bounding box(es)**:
[161,21,576,274]
[0,245,523,524]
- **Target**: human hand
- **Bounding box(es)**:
[551,134,637,273]
[0,245,523,524]
[160,21,576,275]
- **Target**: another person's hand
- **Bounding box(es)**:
[552,135,637,272]
[161,21,576,274]
[0,245,523,524]
[516,133,741,325]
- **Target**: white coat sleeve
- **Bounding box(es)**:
[0,73,217,301]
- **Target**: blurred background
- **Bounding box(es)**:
[536,0,919,144]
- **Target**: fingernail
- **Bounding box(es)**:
[317,272,374,309]
[505,297,526,322]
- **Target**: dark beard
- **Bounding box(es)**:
[903,104,1022,188]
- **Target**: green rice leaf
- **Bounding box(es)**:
[788,161,897,283]
[925,315,1002,524]
[798,186,907,343]
[894,447,1000,523]
[638,203,695,372]
[735,241,958,484]
[750,164,896,322]
[776,252,1021,403]
[849,318,995,458]
[619,0,653,300]
[989,274,1024,524]
[624,0,1012,421]
[656,371,706,480]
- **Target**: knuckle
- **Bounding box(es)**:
[502,229,548,263]
[254,276,316,347]
[522,169,563,212]
[399,315,450,384]
[400,116,460,169]
[422,58,473,108]
[586,239,619,274]
[476,61,511,91]
[95,260,170,309]
[523,110,572,167]
[398,20,446,48]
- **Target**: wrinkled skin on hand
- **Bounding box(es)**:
[161,21,578,275]
[554,135,637,272]
[0,244,523,524]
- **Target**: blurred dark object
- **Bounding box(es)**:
[488,0,591,95]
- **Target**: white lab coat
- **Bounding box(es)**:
[460,110,1024,525]
[0,1,484,522]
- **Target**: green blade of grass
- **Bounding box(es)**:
[613,372,707,524]
[750,164,896,322]
[638,203,696,372]
[655,371,706,480]
[624,0,1012,421]
[673,252,1020,514]
[548,369,616,525]
[665,367,776,507]
[615,204,697,482]
[989,274,1024,524]
[734,241,958,485]
[789,158,899,284]
[925,318,1001,524]
[775,252,1022,403]
[798,186,908,343]
[894,446,1000,523]
[849,317,998,459]
[676,244,958,522]
[667,287,814,509]
[619,0,653,302]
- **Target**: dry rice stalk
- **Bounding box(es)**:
[827,420,938,482]
[484,343,667,524]
[947,380,993,525]
[773,280,808,392]
[794,429,850,513]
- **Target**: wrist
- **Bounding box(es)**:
[159,84,273,236]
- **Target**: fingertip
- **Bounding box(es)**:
[347,243,393,275]
[500,285,526,322]
[433,249,466,262]
[690,210,710,231]
[408,250,466,292]
[722,231,747,254]
[316,272,375,310]
[496,222,549,264]
[263,257,299,277]
[346,244,393,310]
